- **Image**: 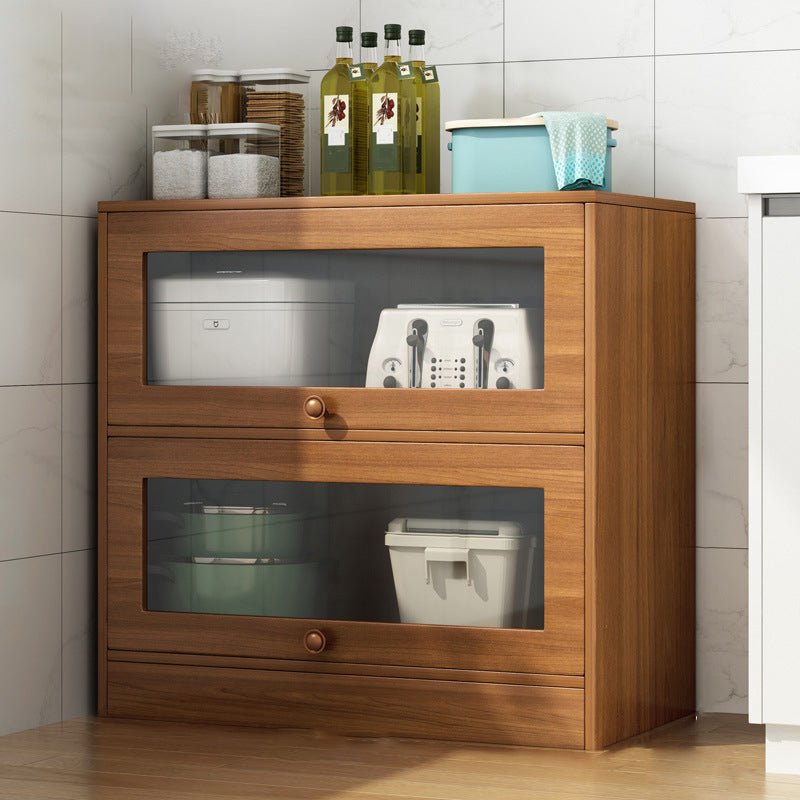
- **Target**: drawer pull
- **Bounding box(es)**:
[303,629,327,654]
[303,395,326,420]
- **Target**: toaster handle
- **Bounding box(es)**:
[472,318,495,389]
[406,318,428,388]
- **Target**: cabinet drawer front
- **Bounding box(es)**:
[105,437,585,675]
[103,202,584,433]
[107,660,585,748]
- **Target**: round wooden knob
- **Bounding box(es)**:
[303,395,326,420]
[303,629,326,654]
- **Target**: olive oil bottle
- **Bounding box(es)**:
[409,29,440,194]
[368,24,416,195]
[320,26,367,195]
[360,31,379,76]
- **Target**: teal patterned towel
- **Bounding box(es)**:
[532,111,608,190]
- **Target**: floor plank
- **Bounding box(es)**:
[0,714,797,799]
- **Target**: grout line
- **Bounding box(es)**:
[59,7,64,727]
[653,1,656,195]
[696,545,749,551]
[501,0,506,118]
[0,381,96,390]
[0,548,96,567]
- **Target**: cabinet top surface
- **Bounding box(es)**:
[98,191,695,215]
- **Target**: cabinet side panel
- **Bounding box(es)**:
[108,661,585,749]
[642,208,696,732]
[586,205,695,748]
[97,211,108,716]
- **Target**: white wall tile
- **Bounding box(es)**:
[0,2,61,215]
[0,213,61,386]
[655,51,800,218]
[697,547,748,713]
[0,386,61,562]
[439,62,504,194]
[657,0,800,55]
[697,383,748,549]
[132,0,358,135]
[62,385,96,554]
[507,0,654,61]
[505,58,655,198]
[360,0,503,65]
[0,555,62,736]
[696,218,748,383]
[62,217,97,384]
[62,4,144,213]
[62,549,96,721]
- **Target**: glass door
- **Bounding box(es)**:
[104,201,585,432]
[106,436,585,676]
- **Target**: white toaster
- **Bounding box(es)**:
[365,304,543,389]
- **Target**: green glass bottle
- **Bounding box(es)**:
[409,29,440,194]
[368,24,416,195]
[320,26,367,195]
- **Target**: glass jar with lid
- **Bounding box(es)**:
[151,124,208,199]
[238,68,310,196]
[206,123,281,198]
[190,69,241,125]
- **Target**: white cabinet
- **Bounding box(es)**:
[739,156,800,774]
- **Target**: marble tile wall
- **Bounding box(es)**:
[4,0,789,735]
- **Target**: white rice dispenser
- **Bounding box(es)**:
[365,304,543,389]
[147,257,354,386]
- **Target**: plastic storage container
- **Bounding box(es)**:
[190,69,241,124]
[238,68,311,196]
[385,517,536,628]
[445,117,618,193]
[206,122,281,198]
[151,124,208,200]
[146,261,355,386]
[183,503,306,559]
[148,557,326,617]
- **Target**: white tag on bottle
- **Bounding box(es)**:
[328,127,346,147]
[376,127,393,145]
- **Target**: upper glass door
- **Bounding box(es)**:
[105,201,585,432]
[146,247,544,391]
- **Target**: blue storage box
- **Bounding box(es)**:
[446,117,618,193]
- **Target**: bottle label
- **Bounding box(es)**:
[416,95,423,174]
[349,65,366,81]
[421,65,439,83]
[372,91,398,171]
[396,62,414,80]
[323,94,350,173]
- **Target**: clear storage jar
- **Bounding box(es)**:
[190,69,241,124]
[206,123,281,199]
[151,124,208,200]
[238,68,310,196]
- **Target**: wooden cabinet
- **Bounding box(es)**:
[98,191,696,750]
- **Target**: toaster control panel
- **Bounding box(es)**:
[425,355,471,388]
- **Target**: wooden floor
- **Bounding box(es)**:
[0,713,798,799]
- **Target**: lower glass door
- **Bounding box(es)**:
[147,478,544,630]
[106,436,584,675]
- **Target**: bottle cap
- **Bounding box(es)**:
[384,24,402,40]
[408,29,426,45]
[361,31,378,48]
[336,26,353,42]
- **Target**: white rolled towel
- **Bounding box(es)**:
[208,153,280,199]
